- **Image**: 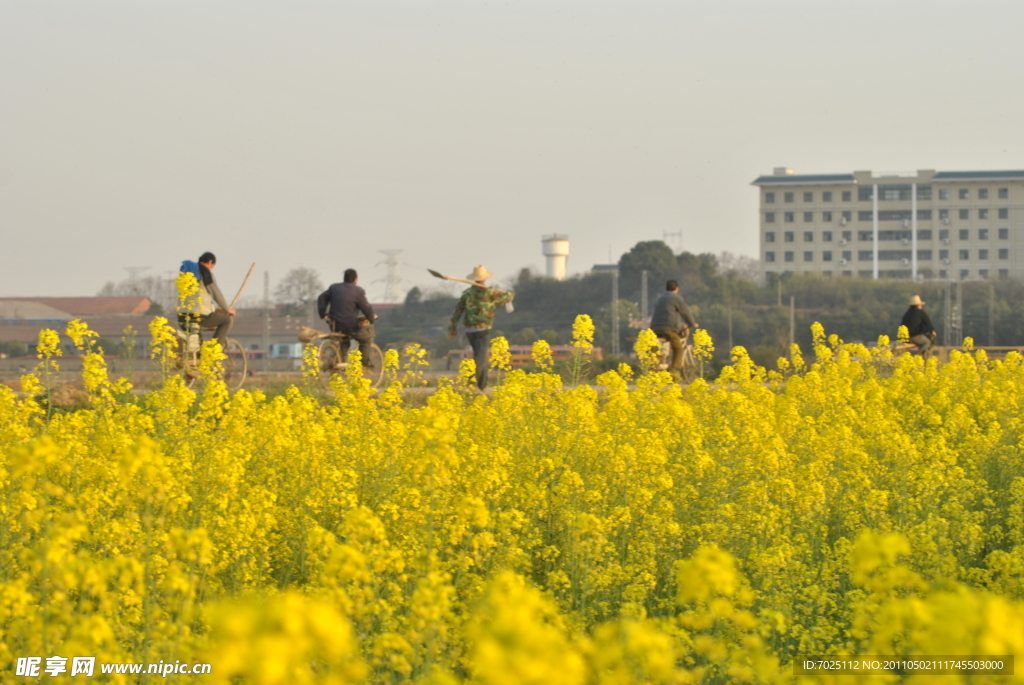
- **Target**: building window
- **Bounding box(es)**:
[858,231,873,241]
[804,231,813,242]
[823,231,833,242]
[823,191,833,202]
[939,188,949,200]
[804,251,813,262]
[804,192,813,202]
[999,268,1009,279]
[939,249,949,260]
[939,270,948,278]
[823,251,833,261]
[765,232,775,243]
[999,208,1009,219]
[765,192,776,203]
[960,269,970,279]
[765,252,776,262]
[823,211,833,222]
[857,251,873,261]
[999,188,1009,199]
[785,212,795,222]
[841,210,852,223]
[939,209,949,221]
[804,212,813,222]
[784,192,794,203]
[917,230,932,240]
[959,229,969,240]
[939,229,949,240]
[979,249,989,260]
[979,228,989,240]
[784,231,794,242]
[999,228,1009,239]
[858,188,875,201]
[999,248,1009,259]
[959,209,969,220]
[766,212,776,223]
[980,269,989,278]
[959,188,970,200]
[784,251,794,262]
[979,208,989,220]
[979,188,989,200]
[841,230,852,242]
[842,250,852,261]
[959,249,969,260]
[842,191,852,202]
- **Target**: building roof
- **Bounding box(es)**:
[0,300,73,321]
[930,170,1024,182]
[751,174,856,186]
[0,297,152,316]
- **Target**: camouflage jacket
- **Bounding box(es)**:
[449,286,514,332]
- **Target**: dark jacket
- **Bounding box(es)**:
[650,291,697,332]
[317,283,375,334]
[901,306,935,337]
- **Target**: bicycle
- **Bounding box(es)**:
[172,321,248,391]
[305,323,384,389]
[656,329,698,384]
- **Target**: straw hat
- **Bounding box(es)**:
[908,295,925,306]
[467,265,494,282]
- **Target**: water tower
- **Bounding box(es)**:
[541,234,570,280]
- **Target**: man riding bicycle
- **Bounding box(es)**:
[650,279,698,378]
[179,252,236,349]
[901,294,936,357]
[317,268,377,367]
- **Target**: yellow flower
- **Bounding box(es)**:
[634,329,661,373]
[531,340,554,372]
[489,336,511,371]
[571,314,595,355]
[176,271,201,313]
[693,328,715,363]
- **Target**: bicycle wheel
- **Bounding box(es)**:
[362,343,384,388]
[222,339,248,391]
[318,339,342,389]
[680,346,698,384]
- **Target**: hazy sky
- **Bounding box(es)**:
[3,1,1024,302]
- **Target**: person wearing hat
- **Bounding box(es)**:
[901,294,936,356]
[448,265,514,390]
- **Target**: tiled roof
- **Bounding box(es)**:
[0,301,73,320]
[0,297,152,316]
[752,174,856,185]
[930,170,1024,181]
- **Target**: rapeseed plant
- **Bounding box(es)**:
[1,319,1023,683]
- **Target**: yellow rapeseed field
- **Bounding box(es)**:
[2,315,1024,684]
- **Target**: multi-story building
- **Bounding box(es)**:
[752,168,1024,281]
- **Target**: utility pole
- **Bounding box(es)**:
[789,296,795,355]
[611,270,620,357]
[943,281,952,346]
[263,271,270,373]
[641,270,648,322]
[777,277,782,307]
[728,305,733,352]
[989,281,995,347]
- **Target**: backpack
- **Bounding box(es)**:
[179,260,202,285]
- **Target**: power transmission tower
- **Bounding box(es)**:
[663,231,683,253]
[263,271,270,373]
[123,266,150,295]
[376,249,403,303]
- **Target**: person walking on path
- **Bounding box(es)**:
[901,294,936,357]
[317,268,378,367]
[448,265,514,390]
[650,279,698,377]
